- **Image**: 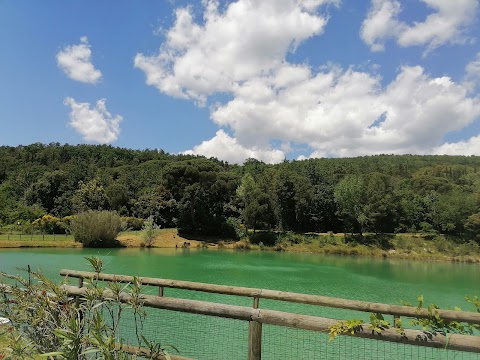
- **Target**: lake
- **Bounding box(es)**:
[1,248,479,359]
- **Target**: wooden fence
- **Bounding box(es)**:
[60,269,480,359]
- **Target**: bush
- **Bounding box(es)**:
[0,257,175,358]
[142,216,157,247]
[32,215,67,234]
[71,211,121,247]
[249,231,277,246]
[419,221,437,235]
[120,216,145,231]
[434,236,453,253]
[221,217,247,240]
[396,236,415,251]
[233,239,251,250]
[454,241,480,256]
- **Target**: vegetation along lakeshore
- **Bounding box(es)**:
[1,143,480,262]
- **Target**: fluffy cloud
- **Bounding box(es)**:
[434,135,480,155]
[360,0,403,52]
[466,52,480,85]
[361,0,478,52]
[137,0,480,164]
[64,97,122,143]
[211,64,480,159]
[184,130,285,164]
[134,0,336,105]
[57,37,102,83]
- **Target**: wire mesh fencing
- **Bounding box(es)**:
[115,306,248,359]
[262,324,480,360]
[58,271,480,360]
[111,303,480,360]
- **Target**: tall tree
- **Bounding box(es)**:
[334,175,366,235]
[71,179,109,213]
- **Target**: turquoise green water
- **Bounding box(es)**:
[0,248,478,308]
[0,248,479,359]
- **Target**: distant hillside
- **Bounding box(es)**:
[1,143,480,240]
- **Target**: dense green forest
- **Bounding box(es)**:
[2,143,480,241]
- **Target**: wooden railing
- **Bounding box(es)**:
[60,269,480,359]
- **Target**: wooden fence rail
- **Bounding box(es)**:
[60,270,480,359]
[60,269,480,324]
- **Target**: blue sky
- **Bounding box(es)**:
[1,0,480,163]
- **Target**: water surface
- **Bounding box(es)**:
[1,248,478,359]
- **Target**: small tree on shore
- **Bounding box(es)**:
[142,216,157,247]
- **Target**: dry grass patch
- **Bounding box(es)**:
[0,240,81,248]
[117,228,205,248]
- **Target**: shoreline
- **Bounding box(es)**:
[0,230,479,264]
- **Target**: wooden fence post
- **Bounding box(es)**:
[248,320,262,360]
[158,286,164,297]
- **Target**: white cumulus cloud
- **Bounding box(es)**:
[466,52,480,85]
[57,37,102,83]
[361,0,478,53]
[138,0,480,163]
[210,64,480,158]
[434,135,480,155]
[134,0,336,105]
[64,97,122,143]
[184,130,285,164]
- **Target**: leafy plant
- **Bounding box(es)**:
[369,312,390,334]
[410,295,475,335]
[0,327,37,359]
[0,256,176,359]
[329,319,363,341]
[329,295,480,346]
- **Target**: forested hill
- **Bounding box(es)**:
[2,143,480,239]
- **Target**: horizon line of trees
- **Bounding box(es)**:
[1,143,480,241]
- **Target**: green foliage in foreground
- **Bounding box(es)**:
[329,295,480,344]
[0,257,176,359]
[71,211,121,247]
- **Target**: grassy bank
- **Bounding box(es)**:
[119,229,480,263]
[0,228,479,263]
[0,232,78,248]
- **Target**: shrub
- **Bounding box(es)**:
[142,216,157,247]
[280,231,305,244]
[0,257,175,358]
[419,221,437,235]
[71,210,121,247]
[233,239,251,250]
[221,217,247,240]
[454,241,480,256]
[434,236,453,253]
[120,216,145,231]
[273,243,286,251]
[396,236,415,251]
[249,231,277,246]
[32,215,67,234]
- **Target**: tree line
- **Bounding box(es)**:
[1,143,480,241]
